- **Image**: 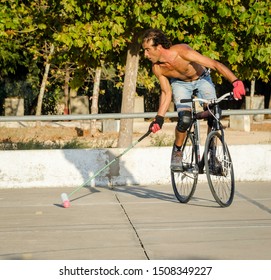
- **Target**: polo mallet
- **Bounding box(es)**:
[61,130,151,208]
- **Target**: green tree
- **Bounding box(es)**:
[0,0,60,114]
[1,0,271,137]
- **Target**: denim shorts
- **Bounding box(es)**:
[170,74,216,112]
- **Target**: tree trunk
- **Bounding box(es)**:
[117,41,141,148]
[64,64,70,115]
[250,79,255,109]
[90,67,101,136]
[36,43,54,116]
[268,91,271,119]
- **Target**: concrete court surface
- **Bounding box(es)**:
[0,181,270,260]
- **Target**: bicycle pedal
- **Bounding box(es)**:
[182,163,189,170]
[170,166,183,172]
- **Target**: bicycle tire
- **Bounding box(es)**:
[171,133,198,203]
[204,131,235,207]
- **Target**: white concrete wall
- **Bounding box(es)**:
[0,145,270,189]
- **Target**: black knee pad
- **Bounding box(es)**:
[176,111,192,132]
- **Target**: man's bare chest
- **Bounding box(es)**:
[157,58,192,79]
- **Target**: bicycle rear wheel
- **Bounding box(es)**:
[204,131,234,207]
[171,133,198,203]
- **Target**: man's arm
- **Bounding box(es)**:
[149,65,172,133]
[179,45,236,81]
[156,74,173,117]
[179,45,245,99]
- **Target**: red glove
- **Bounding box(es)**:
[232,79,245,100]
[149,115,164,133]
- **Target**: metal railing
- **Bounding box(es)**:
[0,109,270,122]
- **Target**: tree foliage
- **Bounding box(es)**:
[0,0,270,112]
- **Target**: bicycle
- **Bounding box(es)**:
[171,90,235,207]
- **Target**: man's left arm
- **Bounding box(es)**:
[182,46,246,100]
[208,60,246,100]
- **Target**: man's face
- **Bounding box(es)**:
[142,39,160,63]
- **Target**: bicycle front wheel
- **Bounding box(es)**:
[171,133,198,203]
[204,131,234,207]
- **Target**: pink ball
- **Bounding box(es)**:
[63,200,70,208]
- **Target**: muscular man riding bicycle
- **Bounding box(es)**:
[142,28,246,171]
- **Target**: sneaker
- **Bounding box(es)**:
[170,150,183,171]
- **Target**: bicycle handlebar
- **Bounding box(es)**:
[180,92,233,105]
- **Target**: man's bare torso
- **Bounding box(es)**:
[153,44,206,82]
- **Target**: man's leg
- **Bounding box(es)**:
[170,79,193,171]
[175,128,186,147]
[171,110,192,171]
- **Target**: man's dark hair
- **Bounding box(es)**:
[142,29,172,49]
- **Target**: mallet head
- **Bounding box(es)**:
[61,193,70,208]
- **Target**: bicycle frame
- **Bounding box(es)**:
[182,108,203,174]
[181,94,226,174]
[182,99,201,166]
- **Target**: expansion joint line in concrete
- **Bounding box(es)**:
[114,193,150,260]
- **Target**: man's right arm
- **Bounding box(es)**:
[149,66,172,133]
[153,65,173,117]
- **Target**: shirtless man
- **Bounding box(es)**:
[142,29,245,171]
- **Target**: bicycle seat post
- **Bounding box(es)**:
[213,103,221,131]
[191,89,199,118]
